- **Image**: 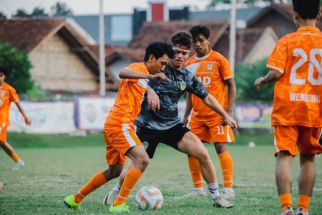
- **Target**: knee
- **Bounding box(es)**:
[104,167,123,180]
[195,150,210,164]
[134,154,149,171]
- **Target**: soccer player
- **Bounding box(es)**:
[254,1,322,214]
[183,25,236,200]
[0,66,31,171]
[104,31,237,209]
[63,42,174,213]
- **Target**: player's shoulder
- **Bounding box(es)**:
[126,62,147,73]
[2,82,15,91]
[208,50,228,62]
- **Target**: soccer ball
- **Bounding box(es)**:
[135,186,163,210]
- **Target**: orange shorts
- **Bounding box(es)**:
[274,125,322,156]
[189,118,235,143]
[0,123,7,142]
[104,124,142,166]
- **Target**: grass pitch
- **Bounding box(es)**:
[0,132,321,214]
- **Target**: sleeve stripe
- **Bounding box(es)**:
[223,75,234,80]
[266,64,284,74]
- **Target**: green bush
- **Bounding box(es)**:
[235,58,275,102]
[0,43,33,94]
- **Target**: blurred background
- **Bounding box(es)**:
[0,0,321,134]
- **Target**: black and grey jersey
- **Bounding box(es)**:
[135,64,208,130]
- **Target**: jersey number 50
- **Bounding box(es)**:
[290,48,322,85]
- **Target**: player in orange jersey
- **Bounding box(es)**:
[0,66,31,171]
[183,25,236,200]
[254,1,322,214]
[64,42,174,213]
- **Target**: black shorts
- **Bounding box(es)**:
[136,123,190,158]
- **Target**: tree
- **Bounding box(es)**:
[0,43,33,94]
[13,9,31,18]
[0,12,6,19]
[31,7,49,17]
[51,2,73,17]
[235,58,274,102]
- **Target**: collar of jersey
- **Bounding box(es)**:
[297,26,320,33]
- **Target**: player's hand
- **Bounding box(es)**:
[254,77,265,90]
[147,89,160,110]
[24,116,32,126]
[222,115,237,130]
[182,116,189,126]
[148,73,168,81]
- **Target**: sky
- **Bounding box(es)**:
[0,0,210,17]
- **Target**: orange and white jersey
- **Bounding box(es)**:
[185,50,233,119]
[267,26,322,127]
[0,82,19,126]
[104,62,149,129]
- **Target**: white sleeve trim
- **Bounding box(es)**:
[267,64,284,74]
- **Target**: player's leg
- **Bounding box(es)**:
[0,181,3,192]
[109,144,149,213]
[177,131,233,208]
[64,163,124,209]
[104,127,159,206]
[295,127,322,215]
[110,126,151,212]
[274,126,298,215]
[0,126,25,170]
[64,129,126,210]
[212,124,235,200]
[186,119,210,196]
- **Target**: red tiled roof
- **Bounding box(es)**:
[89,44,145,64]
[0,18,65,52]
[214,28,265,64]
[129,20,230,49]
[248,3,322,30]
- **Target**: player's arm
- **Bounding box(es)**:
[254,70,282,90]
[225,78,236,116]
[14,101,31,125]
[146,86,160,110]
[183,93,192,125]
[202,94,237,129]
[119,68,167,81]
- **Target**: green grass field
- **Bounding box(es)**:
[1,132,322,214]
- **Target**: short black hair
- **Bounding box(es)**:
[292,0,320,19]
[0,66,7,75]
[144,41,174,62]
[170,31,192,49]
[190,25,210,40]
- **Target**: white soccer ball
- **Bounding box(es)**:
[135,186,163,210]
[248,141,256,148]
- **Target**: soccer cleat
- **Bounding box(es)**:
[212,195,233,208]
[183,188,207,198]
[295,208,308,215]
[221,189,235,201]
[64,195,80,209]
[109,203,130,213]
[103,187,119,206]
[12,160,25,171]
[281,206,295,215]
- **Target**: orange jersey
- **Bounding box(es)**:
[267,26,322,127]
[0,82,19,126]
[104,62,149,129]
[185,50,233,119]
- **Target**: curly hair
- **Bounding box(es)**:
[170,31,192,49]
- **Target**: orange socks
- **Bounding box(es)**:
[279,193,293,212]
[218,151,233,188]
[188,156,203,188]
[11,152,20,162]
[114,165,142,206]
[74,171,108,203]
[298,194,310,213]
